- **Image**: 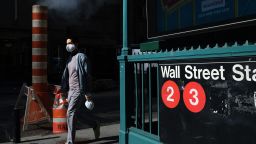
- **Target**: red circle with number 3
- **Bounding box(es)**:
[183,82,206,113]
[161,80,180,109]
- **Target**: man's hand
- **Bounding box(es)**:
[60,92,68,103]
[66,38,72,44]
[85,95,92,101]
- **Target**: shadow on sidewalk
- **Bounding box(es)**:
[76,136,119,144]
[21,136,60,143]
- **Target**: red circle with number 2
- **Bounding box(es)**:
[161,80,180,109]
[183,82,206,113]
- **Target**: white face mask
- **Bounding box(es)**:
[66,44,76,52]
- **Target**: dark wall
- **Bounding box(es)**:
[0,0,32,82]
[0,0,121,85]
[128,0,147,47]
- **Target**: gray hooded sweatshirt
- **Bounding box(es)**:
[61,52,89,95]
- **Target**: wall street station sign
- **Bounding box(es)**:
[159,56,256,144]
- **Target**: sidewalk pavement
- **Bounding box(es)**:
[0,82,120,144]
[6,123,119,144]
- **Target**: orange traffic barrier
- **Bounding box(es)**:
[52,92,68,134]
[52,108,67,134]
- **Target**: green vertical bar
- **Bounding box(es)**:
[157,63,160,136]
[119,0,128,143]
[134,63,138,128]
[141,63,144,130]
[119,59,128,144]
[122,0,128,55]
[148,63,152,133]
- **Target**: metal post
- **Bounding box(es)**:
[157,64,160,136]
[119,59,127,144]
[134,63,138,128]
[119,0,129,143]
[141,63,144,130]
[148,63,152,133]
[122,0,128,55]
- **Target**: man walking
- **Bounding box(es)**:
[61,37,100,144]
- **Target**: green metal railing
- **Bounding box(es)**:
[119,60,161,144]
[118,40,256,144]
[132,62,159,135]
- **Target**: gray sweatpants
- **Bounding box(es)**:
[66,90,98,144]
[67,90,81,144]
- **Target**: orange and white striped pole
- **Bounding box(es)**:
[32,5,51,112]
